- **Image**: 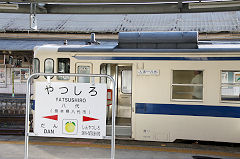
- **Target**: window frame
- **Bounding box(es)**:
[220,70,240,103]
[77,65,91,83]
[121,70,132,94]
[44,58,54,79]
[57,58,70,80]
[171,69,204,102]
[33,58,40,79]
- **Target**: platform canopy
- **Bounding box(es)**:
[0,0,240,14]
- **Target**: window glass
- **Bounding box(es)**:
[57,58,70,80]
[77,66,90,83]
[33,58,40,79]
[172,70,203,100]
[44,58,54,78]
[221,71,240,101]
[121,70,132,94]
[100,64,107,83]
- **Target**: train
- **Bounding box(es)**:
[32,31,240,143]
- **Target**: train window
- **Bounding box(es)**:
[33,58,40,79]
[221,71,240,101]
[77,65,90,83]
[121,70,132,94]
[57,58,70,80]
[172,70,203,100]
[44,58,54,79]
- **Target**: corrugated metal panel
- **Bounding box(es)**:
[0,14,29,31]
[0,12,239,33]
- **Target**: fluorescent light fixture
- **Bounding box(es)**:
[189,1,240,9]
[0,3,19,10]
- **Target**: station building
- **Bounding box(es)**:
[0,11,240,95]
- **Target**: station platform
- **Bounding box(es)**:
[0,135,239,159]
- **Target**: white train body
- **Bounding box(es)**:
[33,32,240,143]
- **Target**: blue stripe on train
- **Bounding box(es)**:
[135,103,240,118]
[73,56,240,61]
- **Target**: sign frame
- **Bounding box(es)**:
[24,73,116,159]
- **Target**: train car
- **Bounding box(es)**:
[32,32,240,143]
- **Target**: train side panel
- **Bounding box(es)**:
[133,60,240,142]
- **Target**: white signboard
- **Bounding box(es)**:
[137,69,159,76]
[34,82,107,139]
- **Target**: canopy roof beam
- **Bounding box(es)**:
[0,1,239,14]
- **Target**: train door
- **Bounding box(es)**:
[117,66,132,125]
[100,64,132,137]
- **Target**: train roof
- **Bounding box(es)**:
[34,32,240,53]
[56,32,240,53]
[57,43,240,53]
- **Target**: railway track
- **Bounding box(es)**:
[0,115,32,135]
[0,93,31,135]
[0,128,25,135]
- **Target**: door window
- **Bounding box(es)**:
[121,70,132,94]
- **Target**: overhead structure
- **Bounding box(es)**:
[0,0,240,14]
[0,0,239,3]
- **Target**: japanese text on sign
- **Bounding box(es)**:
[34,82,107,139]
